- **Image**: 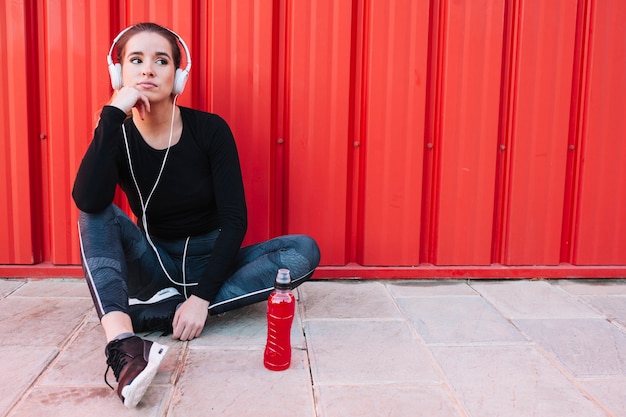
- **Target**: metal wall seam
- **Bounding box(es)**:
[273,0,290,239]
[25,0,45,264]
[491,0,517,266]
[347,0,365,264]
[560,0,590,263]
[420,0,446,265]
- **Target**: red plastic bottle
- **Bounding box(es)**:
[264,269,296,371]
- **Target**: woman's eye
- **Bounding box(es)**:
[156,58,169,65]
[130,57,142,64]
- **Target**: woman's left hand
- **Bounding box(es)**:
[172,295,210,341]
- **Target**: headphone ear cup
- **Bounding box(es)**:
[173,68,189,95]
[109,62,123,90]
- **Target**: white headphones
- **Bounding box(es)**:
[106,24,192,94]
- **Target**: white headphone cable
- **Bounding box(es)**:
[122,95,197,290]
[182,236,191,298]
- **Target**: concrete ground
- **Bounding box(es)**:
[0,277,625,417]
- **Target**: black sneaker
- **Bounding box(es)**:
[128,287,185,335]
[104,336,168,408]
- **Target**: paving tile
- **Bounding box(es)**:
[581,378,626,417]
[431,345,608,417]
[470,280,602,319]
[8,385,170,417]
[191,301,305,350]
[0,279,24,298]
[299,281,402,319]
[315,384,463,417]
[387,280,476,297]
[554,279,626,296]
[0,297,93,347]
[0,346,58,416]
[514,318,626,377]
[40,322,184,387]
[580,295,626,328]
[85,307,100,323]
[305,320,440,385]
[39,322,105,386]
[12,278,90,298]
[192,303,267,347]
[169,349,314,417]
[397,296,527,345]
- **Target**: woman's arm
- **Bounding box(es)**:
[73,87,152,212]
[172,113,247,340]
[72,106,127,212]
[192,115,248,302]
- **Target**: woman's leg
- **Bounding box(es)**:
[78,204,179,339]
[208,234,320,315]
[78,204,181,407]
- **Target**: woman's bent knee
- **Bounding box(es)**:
[295,234,321,268]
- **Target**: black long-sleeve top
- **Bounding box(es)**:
[73,105,247,302]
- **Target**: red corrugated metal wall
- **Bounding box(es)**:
[1,0,625,278]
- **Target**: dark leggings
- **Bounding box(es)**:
[78,204,320,318]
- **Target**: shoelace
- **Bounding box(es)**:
[104,345,134,390]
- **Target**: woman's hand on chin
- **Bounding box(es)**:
[110,86,151,120]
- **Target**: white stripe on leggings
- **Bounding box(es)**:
[207,268,314,310]
[77,220,106,317]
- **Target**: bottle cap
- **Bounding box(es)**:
[275,268,292,289]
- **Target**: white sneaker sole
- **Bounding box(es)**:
[129,287,181,306]
[121,342,168,408]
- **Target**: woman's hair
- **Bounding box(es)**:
[114,22,182,69]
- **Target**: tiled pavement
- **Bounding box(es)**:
[1,278,626,416]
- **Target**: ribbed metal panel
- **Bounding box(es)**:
[203,0,274,246]
[42,1,112,265]
[0,0,35,264]
[495,0,578,265]
[282,0,353,265]
[570,0,626,264]
[425,0,505,265]
[357,0,430,266]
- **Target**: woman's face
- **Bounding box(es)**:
[121,31,176,100]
